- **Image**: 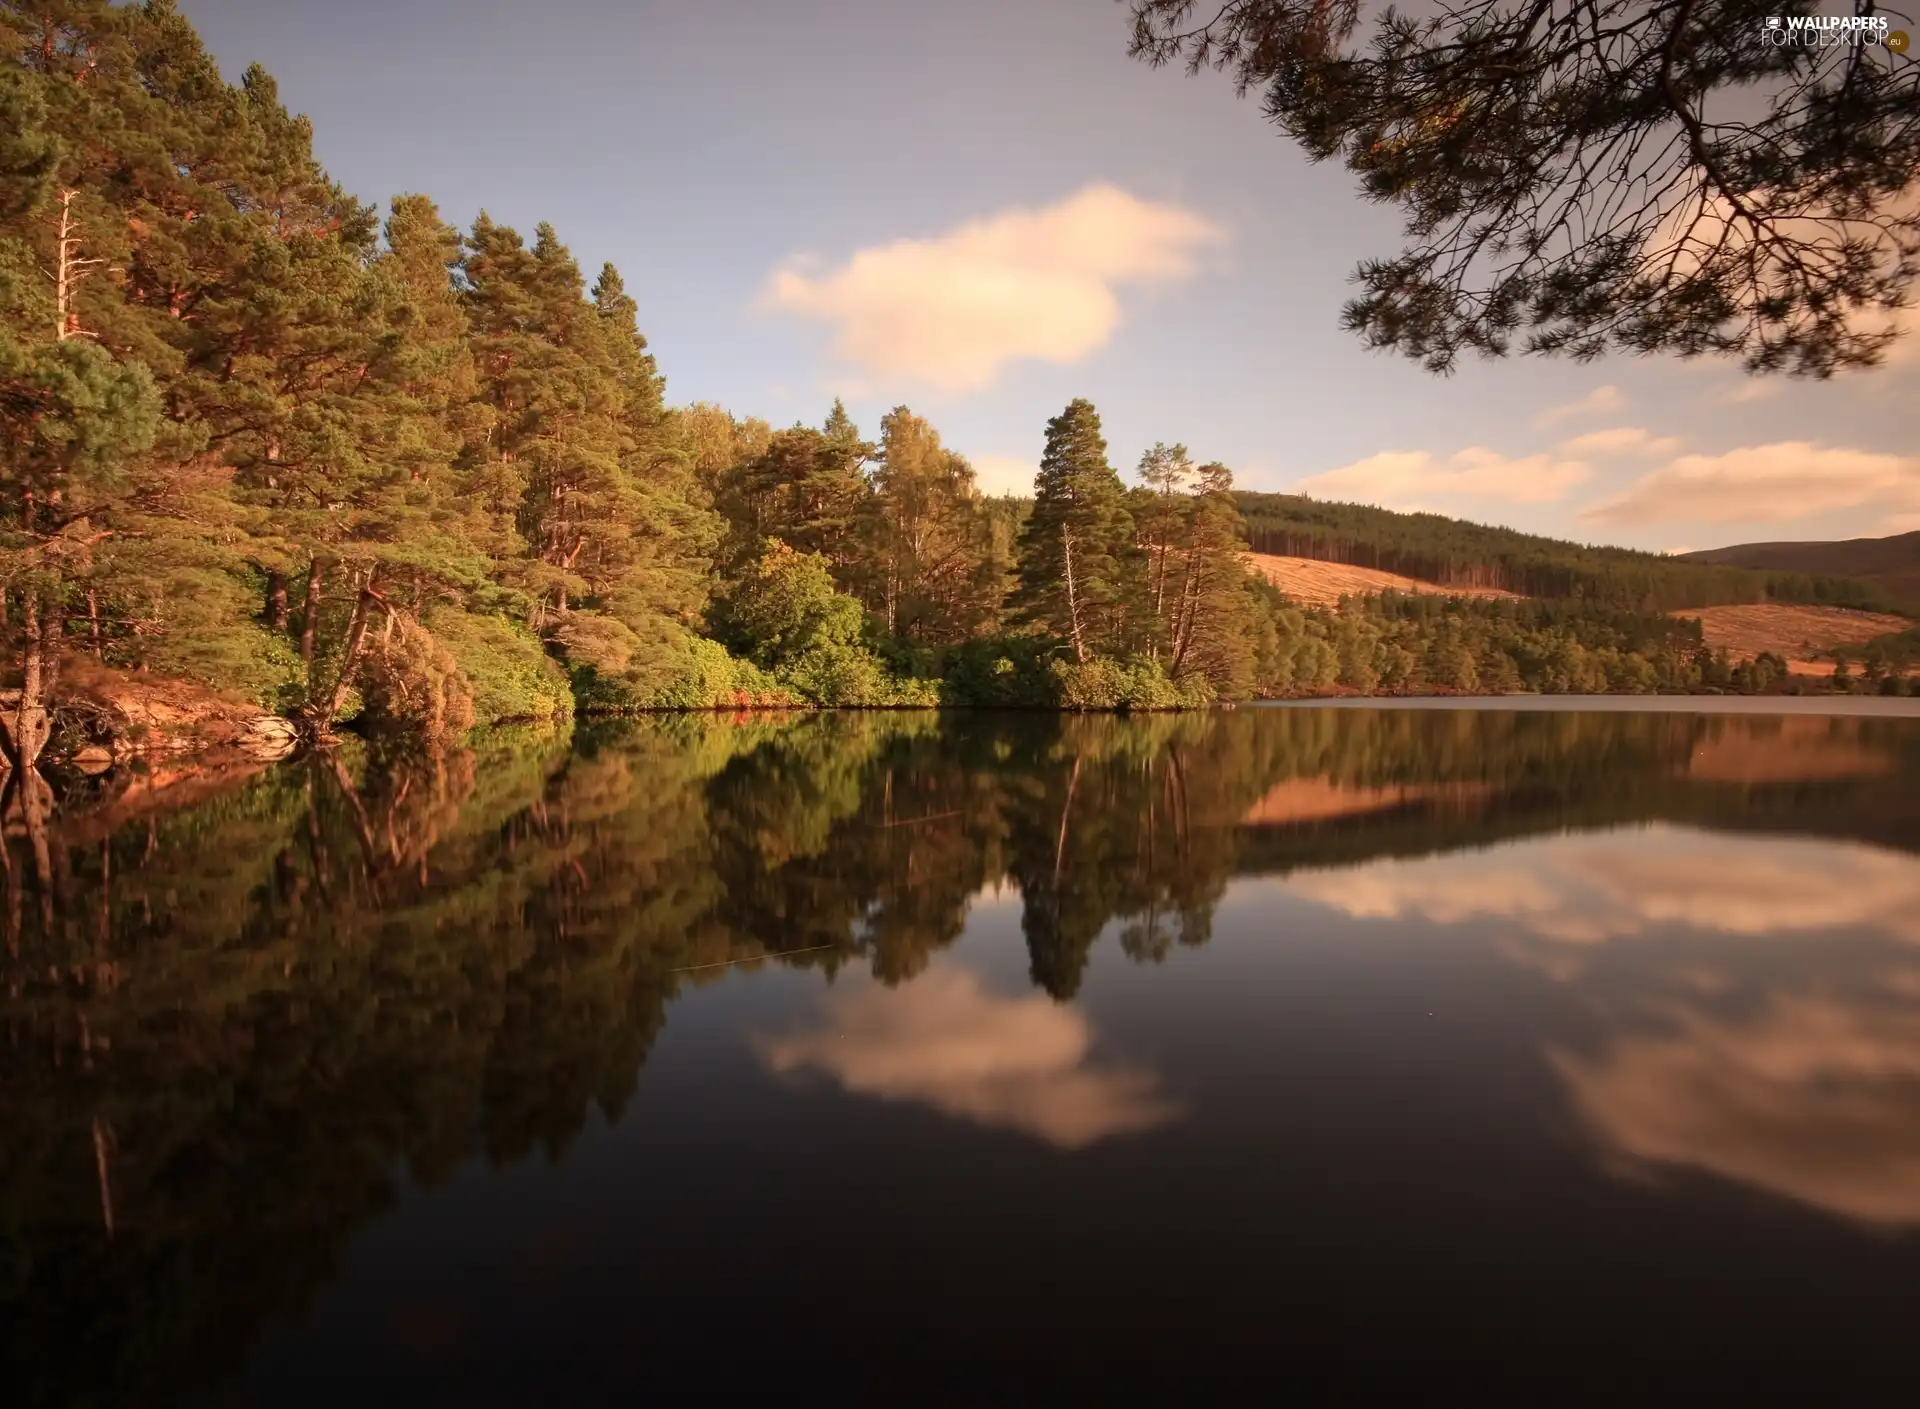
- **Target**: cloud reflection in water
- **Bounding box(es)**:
[1553,995,1920,1228]
[759,966,1178,1150]
[1279,823,1920,1228]
[1282,824,1920,947]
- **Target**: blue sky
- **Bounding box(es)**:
[178,0,1917,553]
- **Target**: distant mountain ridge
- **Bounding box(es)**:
[1680,532,1920,603]
[1230,493,1914,615]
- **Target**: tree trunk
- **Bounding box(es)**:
[1052,754,1082,887]
[1062,529,1087,664]
[266,571,290,631]
[1,589,59,771]
[299,559,324,664]
[312,575,375,730]
[0,780,18,959]
[1168,547,1200,675]
[92,1116,116,1241]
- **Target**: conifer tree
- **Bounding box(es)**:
[711,403,872,584]
[867,406,996,646]
[587,258,720,633]
[1165,461,1256,693]
[1133,441,1194,661]
[1010,399,1138,662]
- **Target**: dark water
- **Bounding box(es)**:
[6,703,1920,1405]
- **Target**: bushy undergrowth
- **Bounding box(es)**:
[939,638,1210,710]
[427,608,573,723]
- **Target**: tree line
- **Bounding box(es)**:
[0,1,1284,772]
[3,3,1910,778]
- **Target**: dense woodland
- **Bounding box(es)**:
[2,4,1913,776]
[7,706,1920,1403]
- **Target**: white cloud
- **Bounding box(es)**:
[969,453,1036,498]
[761,184,1225,394]
[757,966,1179,1150]
[1533,385,1625,427]
[1557,426,1683,459]
[1290,446,1590,507]
[1582,441,1920,528]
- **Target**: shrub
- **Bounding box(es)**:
[1050,655,1211,712]
[427,608,573,723]
[357,618,477,738]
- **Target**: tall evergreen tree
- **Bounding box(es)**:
[1010,399,1138,662]
[1166,462,1257,696]
[1133,441,1194,661]
[867,406,996,646]
[587,258,720,632]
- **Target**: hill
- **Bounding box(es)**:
[1680,532,1920,604]
[1679,604,1912,675]
[1233,492,1912,615]
[1244,554,1517,607]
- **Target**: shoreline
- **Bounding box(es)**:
[1256,694,1920,716]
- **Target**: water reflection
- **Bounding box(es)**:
[1281,818,1920,1228]
[1,704,1918,1401]
[1282,827,1920,947]
[760,963,1178,1149]
[1553,992,1920,1228]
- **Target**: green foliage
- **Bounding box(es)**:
[1050,655,1212,712]
[939,636,1064,708]
[705,543,934,706]
[569,626,795,712]
[712,544,864,667]
[8,0,1895,767]
[1010,399,1141,661]
[423,607,572,724]
[1240,590,1831,699]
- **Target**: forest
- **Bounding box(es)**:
[2,3,1913,777]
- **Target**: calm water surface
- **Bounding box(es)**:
[6,703,1920,1404]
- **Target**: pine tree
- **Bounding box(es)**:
[587,259,721,633]
[710,402,872,585]
[1133,441,1193,661]
[867,406,996,646]
[1010,399,1138,662]
[1166,462,1256,694]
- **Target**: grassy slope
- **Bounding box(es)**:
[1243,553,1517,607]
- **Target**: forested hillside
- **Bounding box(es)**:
[1682,532,1920,605]
[2,3,1913,775]
[1235,493,1910,613]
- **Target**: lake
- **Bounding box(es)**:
[5,701,1920,1404]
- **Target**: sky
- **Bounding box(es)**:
[175,0,1918,554]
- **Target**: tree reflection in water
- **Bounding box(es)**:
[2,705,1917,1403]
